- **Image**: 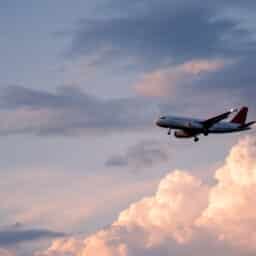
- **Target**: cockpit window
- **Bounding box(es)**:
[160,116,166,120]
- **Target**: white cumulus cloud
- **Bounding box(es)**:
[36,136,256,256]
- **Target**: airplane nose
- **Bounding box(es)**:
[155,119,161,127]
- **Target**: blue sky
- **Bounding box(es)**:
[0,1,256,255]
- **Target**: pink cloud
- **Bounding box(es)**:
[36,136,256,255]
[198,137,256,249]
[134,59,228,97]
[116,171,209,245]
[0,248,15,256]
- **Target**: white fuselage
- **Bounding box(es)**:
[156,116,245,134]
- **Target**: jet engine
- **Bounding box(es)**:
[174,130,193,138]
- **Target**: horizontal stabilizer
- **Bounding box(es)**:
[243,121,256,128]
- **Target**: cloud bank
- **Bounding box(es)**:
[0,86,156,136]
[66,0,256,114]
[36,136,256,256]
[69,1,250,68]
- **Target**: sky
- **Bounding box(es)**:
[0,1,256,255]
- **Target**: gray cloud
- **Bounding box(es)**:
[0,224,64,246]
[105,140,170,169]
[68,1,251,69]
[2,1,256,137]
[197,56,256,91]
[66,0,256,115]
[0,86,157,136]
[172,56,256,114]
[0,83,253,137]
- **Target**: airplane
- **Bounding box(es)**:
[156,106,255,142]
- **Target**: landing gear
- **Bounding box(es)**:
[203,129,209,136]
[194,137,199,142]
[168,128,171,135]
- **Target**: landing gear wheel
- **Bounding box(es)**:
[194,137,199,142]
[203,129,209,136]
[168,129,171,135]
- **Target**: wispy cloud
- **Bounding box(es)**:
[134,59,228,97]
[0,86,157,136]
[105,140,170,170]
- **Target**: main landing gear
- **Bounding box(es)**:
[194,137,199,142]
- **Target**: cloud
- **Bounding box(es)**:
[0,75,253,137]
[36,136,256,255]
[68,0,252,69]
[116,171,209,245]
[1,83,246,138]
[193,55,256,96]
[0,86,157,136]
[34,238,84,256]
[1,169,156,234]
[32,0,254,128]
[65,0,256,114]
[105,140,170,169]
[134,59,227,97]
[0,248,15,256]
[198,137,256,249]
[133,54,256,118]
[0,225,64,246]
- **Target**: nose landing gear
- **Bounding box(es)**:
[168,128,171,135]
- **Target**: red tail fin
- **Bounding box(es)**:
[231,107,248,125]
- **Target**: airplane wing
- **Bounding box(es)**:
[202,108,237,129]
